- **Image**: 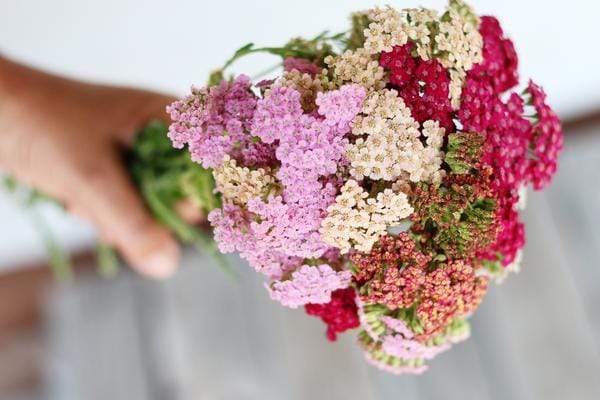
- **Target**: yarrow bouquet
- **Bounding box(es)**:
[155,0,563,374]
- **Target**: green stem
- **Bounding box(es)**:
[222,47,315,71]
[96,243,119,278]
[30,208,72,281]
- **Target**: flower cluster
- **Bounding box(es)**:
[305,287,360,341]
[320,180,413,254]
[213,155,276,205]
[346,89,446,183]
[168,0,562,375]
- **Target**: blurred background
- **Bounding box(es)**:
[1,0,599,399]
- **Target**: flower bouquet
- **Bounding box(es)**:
[11,0,562,374]
[157,0,563,374]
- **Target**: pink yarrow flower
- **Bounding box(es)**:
[166,75,262,168]
[251,85,303,144]
[381,316,415,339]
[382,335,451,361]
[316,84,366,132]
[363,352,428,375]
[283,57,321,75]
[268,264,352,308]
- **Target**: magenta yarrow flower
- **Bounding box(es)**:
[526,81,564,190]
[283,57,321,75]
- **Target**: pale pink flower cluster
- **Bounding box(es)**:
[363,352,428,375]
[382,335,451,360]
[167,75,259,168]
[200,81,366,306]
[357,300,470,372]
[268,264,352,308]
[381,316,415,338]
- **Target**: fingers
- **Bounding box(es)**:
[72,154,180,279]
[174,197,205,225]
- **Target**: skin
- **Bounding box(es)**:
[0,56,182,278]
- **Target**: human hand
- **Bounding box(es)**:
[0,57,180,278]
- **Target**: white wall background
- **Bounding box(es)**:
[0,0,598,270]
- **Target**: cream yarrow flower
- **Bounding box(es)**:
[405,8,439,60]
[213,155,276,205]
[449,69,466,109]
[426,0,483,109]
[420,120,447,184]
[363,6,409,54]
[435,1,483,72]
[320,180,414,253]
[323,48,387,91]
[347,89,445,183]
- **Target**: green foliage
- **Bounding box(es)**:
[360,303,389,338]
[96,242,119,278]
[429,317,470,346]
[413,178,497,260]
[444,131,485,174]
[435,197,496,258]
[481,258,506,280]
[128,121,234,277]
[395,304,425,335]
[361,302,425,337]
[128,120,221,215]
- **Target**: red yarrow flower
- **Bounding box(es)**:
[305,287,360,341]
[380,43,454,132]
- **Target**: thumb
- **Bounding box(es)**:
[73,154,180,279]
